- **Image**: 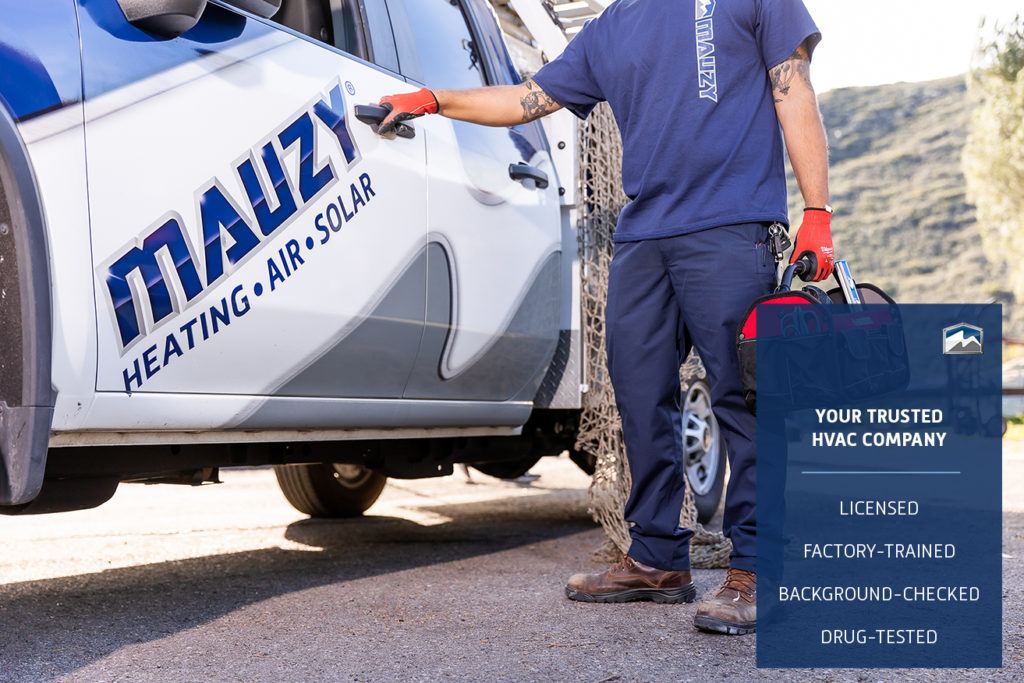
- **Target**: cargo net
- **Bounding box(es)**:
[575,103,732,568]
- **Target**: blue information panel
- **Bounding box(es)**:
[756,304,1002,668]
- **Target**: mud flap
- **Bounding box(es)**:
[0,405,54,504]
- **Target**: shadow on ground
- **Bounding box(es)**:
[0,490,594,680]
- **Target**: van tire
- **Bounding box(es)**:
[274,463,386,517]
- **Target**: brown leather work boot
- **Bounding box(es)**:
[693,568,757,635]
[565,555,697,604]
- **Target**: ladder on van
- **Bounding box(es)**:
[504,0,610,58]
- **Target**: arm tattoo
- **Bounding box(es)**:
[769,43,813,103]
[519,79,559,122]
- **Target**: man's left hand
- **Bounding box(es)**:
[790,208,835,281]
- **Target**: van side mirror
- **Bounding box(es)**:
[118,0,208,37]
[220,0,282,18]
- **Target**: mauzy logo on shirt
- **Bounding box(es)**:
[695,0,718,102]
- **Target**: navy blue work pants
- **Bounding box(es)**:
[605,223,777,573]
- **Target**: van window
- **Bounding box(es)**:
[272,0,368,61]
[390,0,487,89]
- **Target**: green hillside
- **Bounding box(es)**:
[787,76,1020,335]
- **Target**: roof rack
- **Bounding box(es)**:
[496,0,610,58]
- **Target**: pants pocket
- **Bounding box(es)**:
[753,224,776,275]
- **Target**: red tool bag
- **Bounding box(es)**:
[735,258,907,413]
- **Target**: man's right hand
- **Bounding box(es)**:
[378,88,439,135]
[790,208,835,282]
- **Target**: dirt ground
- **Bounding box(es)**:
[1,443,1021,682]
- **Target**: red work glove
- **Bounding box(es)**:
[790,208,835,282]
[378,88,439,135]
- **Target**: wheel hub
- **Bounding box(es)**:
[682,381,721,497]
[331,463,374,489]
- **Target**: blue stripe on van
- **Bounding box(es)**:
[0,1,81,122]
[0,1,277,123]
[77,1,275,105]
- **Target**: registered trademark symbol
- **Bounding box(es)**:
[345,81,356,96]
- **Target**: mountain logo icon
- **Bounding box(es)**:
[942,322,984,355]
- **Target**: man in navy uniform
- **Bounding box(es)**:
[378,0,832,635]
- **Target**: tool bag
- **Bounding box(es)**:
[735,258,908,414]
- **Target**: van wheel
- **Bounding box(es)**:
[274,463,386,517]
[682,378,727,524]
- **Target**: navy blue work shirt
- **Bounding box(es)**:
[532,0,821,242]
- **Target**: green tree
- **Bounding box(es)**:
[963,15,1024,299]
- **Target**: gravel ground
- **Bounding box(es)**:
[0,444,1021,682]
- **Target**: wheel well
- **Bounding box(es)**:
[0,103,56,506]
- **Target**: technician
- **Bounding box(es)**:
[378,0,832,636]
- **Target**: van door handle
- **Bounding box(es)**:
[508,162,549,189]
[354,104,416,139]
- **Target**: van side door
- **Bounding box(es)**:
[82,1,428,424]
[387,0,563,402]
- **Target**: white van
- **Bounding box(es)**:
[0,0,724,521]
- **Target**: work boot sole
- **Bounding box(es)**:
[693,615,756,635]
[565,583,697,604]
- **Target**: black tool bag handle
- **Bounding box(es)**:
[776,254,816,293]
